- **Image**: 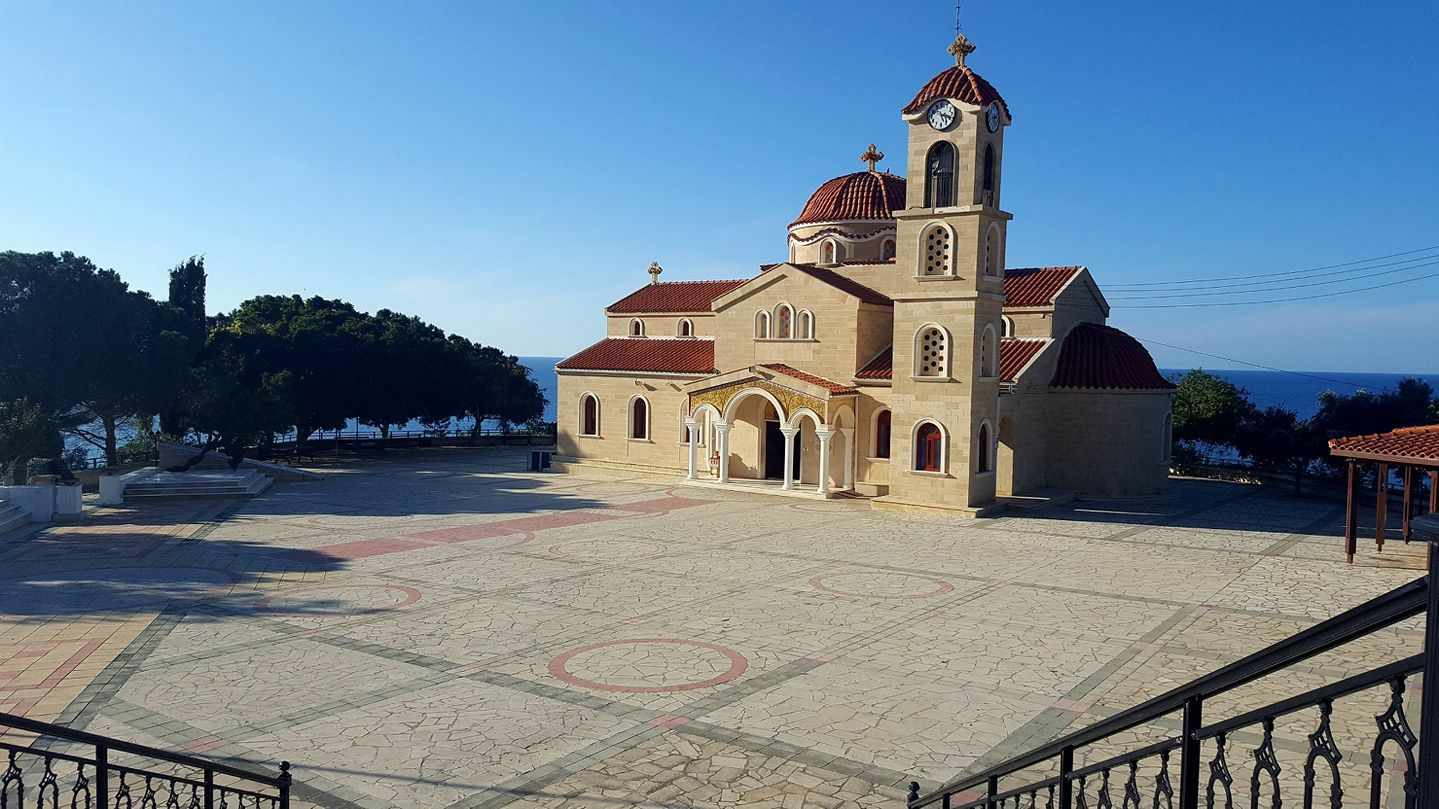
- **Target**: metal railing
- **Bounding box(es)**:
[907,532,1439,809]
[0,710,290,808]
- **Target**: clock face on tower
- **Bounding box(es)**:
[926,99,957,131]
[986,103,1001,133]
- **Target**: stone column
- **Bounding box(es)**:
[815,429,833,496]
[685,418,699,481]
[715,423,731,483]
[840,427,855,491]
[780,426,798,490]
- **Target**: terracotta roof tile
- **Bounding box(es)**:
[855,347,893,380]
[763,263,893,306]
[902,65,1011,119]
[557,337,716,375]
[1004,266,1082,307]
[999,338,1047,383]
[1049,324,1174,391]
[791,171,906,227]
[759,364,857,395]
[1329,424,1439,463]
[607,279,748,314]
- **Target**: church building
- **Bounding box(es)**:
[554,33,1175,514]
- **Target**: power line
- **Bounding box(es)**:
[1105,252,1439,296]
[1103,244,1439,288]
[1107,257,1439,300]
[1116,270,1439,308]
[1131,336,1374,390]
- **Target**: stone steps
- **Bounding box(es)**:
[124,470,274,500]
[0,500,28,536]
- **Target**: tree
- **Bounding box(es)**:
[1170,370,1255,462]
[1233,406,1327,496]
[447,338,545,434]
[167,255,208,339]
[171,329,295,471]
[0,399,58,484]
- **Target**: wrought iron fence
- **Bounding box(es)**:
[0,710,289,808]
[907,534,1439,809]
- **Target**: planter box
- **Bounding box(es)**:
[0,484,54,522]
[54,483,83,516]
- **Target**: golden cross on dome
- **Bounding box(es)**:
[948,32,976,66]
[859,144,885,172]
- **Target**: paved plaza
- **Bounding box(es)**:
[0,448,1427,808]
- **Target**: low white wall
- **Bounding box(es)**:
[0,485,55,522]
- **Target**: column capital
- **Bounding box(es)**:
[815,428,835,441]
[684,417,698,427]
[714,422,731,434]
[778,426,799,437]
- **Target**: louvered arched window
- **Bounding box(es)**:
[925,142,955,207]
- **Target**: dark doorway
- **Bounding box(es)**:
[763,420,801,480]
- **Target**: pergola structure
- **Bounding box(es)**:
[1329,424,1439,563]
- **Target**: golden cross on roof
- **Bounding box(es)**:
[859,144,885,172]
[948,32,976,66]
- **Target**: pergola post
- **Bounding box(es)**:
[1402,464,1414,541]
[1431,470,1438,514]
[1376,462,1388,552]
[1345,460,1358,564]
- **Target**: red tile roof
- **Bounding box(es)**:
[1050,324,1174,391]
[761,263,893,306]
[607,279,748,314]
[1329,425,1439,464]
[791,171,906,227]
[855,347,893,381]
[902,65,1011,119]
[1004,266,1082,307]
[557,338,716,375]
[759,364,857,395]
[999,338,1047,382]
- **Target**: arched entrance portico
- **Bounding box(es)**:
[682,365,857,498]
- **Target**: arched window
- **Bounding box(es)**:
[982,144,995,204]
[914,421,945,472]
[915,325,949,378]
[821,239,842,265]
[975,422,994,474]
[775,304,793,339]
[921,224,952,276]
[629,397,649,440]
[677,318,694,337]
[924,142,955,208]
[798,310,814,339]
[980,325,997,378]
[580,394,600,437]
[1001,315,1014,338]
[881,238,896,261]
[754,310,770,339]
[984,225,1001,276]
[629,318,645,337]
[873,409,891,458]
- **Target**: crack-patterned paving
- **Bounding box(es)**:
[0,448,1425,808]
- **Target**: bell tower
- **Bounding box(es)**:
[883,31,1012,512]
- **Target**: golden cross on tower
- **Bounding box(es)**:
[948,32,976,66]
[859,144,885,172]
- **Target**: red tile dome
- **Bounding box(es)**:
[790,171,906,227]
[902,64,1010,120]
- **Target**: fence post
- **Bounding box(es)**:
[96,744,109,809]
[278,761,292,809]
[1415,523,1439,806]
[1178,696,1203,809]
[204,769,214,809]
[986,774,998,809]
[1058,747,1073,809]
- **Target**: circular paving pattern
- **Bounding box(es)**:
[809,570,955,600]
[548,638,748,693]
[546,537,667,562]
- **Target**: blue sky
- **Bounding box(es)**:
[3,1,1436,372]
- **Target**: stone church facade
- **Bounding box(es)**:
[554,35,1174,514]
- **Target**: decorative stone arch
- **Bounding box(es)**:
[721,387,788,426]
[984,223,1002,276]
[677,318,694,337]
[911,419,949,473]
[974,419,996,475]
[917,222,956,277]
[578,392,601,437]
[786,407,823,432]
[798,309,815,340]
[754,310,770,339]
[627,394,651,441]
[628,318,645,337]
[913,322,952,378]
[870,407,892,458]
[979,323,998,378]
[773,303,795,339]
[829,404,857,492]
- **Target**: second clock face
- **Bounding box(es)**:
[986,103,1001,133]
[926,99,957,131]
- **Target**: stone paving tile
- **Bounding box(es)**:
[1203,555,1418,620]
[337,595,605,665]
